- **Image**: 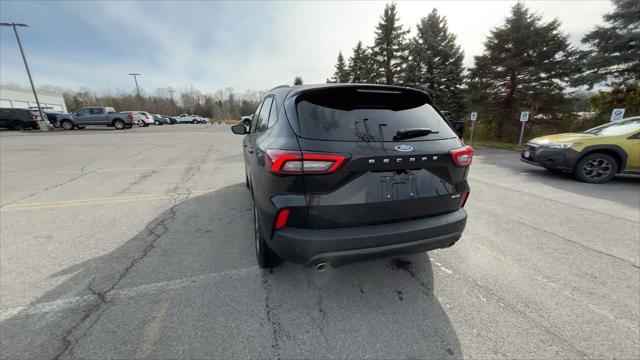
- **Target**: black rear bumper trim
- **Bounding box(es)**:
[269,209,466,267]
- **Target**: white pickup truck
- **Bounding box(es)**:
[176,114,201,124]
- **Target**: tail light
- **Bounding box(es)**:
[460,191,470,207]
[450,146,474,167]
[266,150,347,175]
[145,115,150,119]
[274,208,290,230]
[127,114,133,120]
[29,112,36,120]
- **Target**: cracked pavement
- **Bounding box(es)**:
[1,125,639,359]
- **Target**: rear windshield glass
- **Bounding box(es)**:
[295,87,456,142]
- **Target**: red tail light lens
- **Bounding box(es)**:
[266,150,347,175]
[127,114,133,120]
[450,146,474,167]
[460,191,470,207]
[274,209,290,230]
[145,115,150,119]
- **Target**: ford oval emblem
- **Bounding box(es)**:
[394,144,414,152]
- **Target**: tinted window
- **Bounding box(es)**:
[250,101,263,133]
[255,97,273,133]
[267,99,278,128]
[90,108,104,114]
[295,87,456,141]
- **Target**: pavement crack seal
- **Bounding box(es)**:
[307,272,331,351]
[1,167,96,209]
[53,189,186,359]
[261,271,282,360]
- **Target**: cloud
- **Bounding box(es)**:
[0,0,613,93]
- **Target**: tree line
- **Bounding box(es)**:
[0,83,264,121]
[329,0,639,141]
[63,87,262,121]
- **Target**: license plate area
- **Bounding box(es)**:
[380,171,418,201]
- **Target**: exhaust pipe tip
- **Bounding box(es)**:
[314,262,329,272]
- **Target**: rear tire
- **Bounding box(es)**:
[10,120,25,131]
[113,120,125,130]
[573,153,618,183]
[61,120,74,130]
[253,199,281,268]
[137,120,145,127]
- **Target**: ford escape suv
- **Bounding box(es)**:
[231,84,473,269]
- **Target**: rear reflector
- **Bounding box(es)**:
[450,146,474,167]
[266,150,347,175]
[274,209,290,230]
[460,191,470,207]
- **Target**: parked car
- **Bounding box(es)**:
[176,114,200,124]
[0,108,42,130]
[230,84,472,269]
[521,116,640,183]
[164,116,177,124]
[152,114,169,125]
[54,107,134,130]
[200,117,210,124]
[28,106,64,127]
[121,111,154,127]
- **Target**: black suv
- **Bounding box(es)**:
[0,108,42,130]
[231,84,473,269]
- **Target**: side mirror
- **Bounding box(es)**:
[231,123,247,135]
[73,112,79,116]
[452,121,465,138]
[241,118,251,127]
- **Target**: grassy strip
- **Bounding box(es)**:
[467,140,522,151]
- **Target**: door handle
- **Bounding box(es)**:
[247,147,254,154]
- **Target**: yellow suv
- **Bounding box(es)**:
[521,117,640,183]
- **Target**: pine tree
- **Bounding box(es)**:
[573,0,639,87]
[293,76,303,85]
[348,41,375,83]
[332,52,350,83]
[467,3,577,140]
[370,3,410,85]
[405,9,466,120]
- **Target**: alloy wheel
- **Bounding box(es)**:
[582,158,612,181]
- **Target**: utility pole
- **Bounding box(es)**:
[128,73,143,111]
[1,22,51,131]
[167,87,176,116]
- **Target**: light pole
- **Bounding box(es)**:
[128,73,143,111]
[1,22,51,131]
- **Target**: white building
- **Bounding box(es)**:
[0,87,67,112]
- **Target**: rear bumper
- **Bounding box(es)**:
[269,209,466,267]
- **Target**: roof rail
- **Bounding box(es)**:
[270,84,290,91]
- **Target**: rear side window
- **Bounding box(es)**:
[255,97,273,133]
[267,100,277,128]
[295,87,456,142]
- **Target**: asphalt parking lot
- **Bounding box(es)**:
[1,125,638,359]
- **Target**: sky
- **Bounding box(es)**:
[0,0,614,95]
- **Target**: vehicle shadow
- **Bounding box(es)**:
[476,147,640,209]
[1,184,461,359]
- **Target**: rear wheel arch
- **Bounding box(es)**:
[577,145,626,173]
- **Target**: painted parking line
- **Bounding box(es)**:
[0,188,245,212]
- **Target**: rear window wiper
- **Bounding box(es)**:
[393,128,439,141]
